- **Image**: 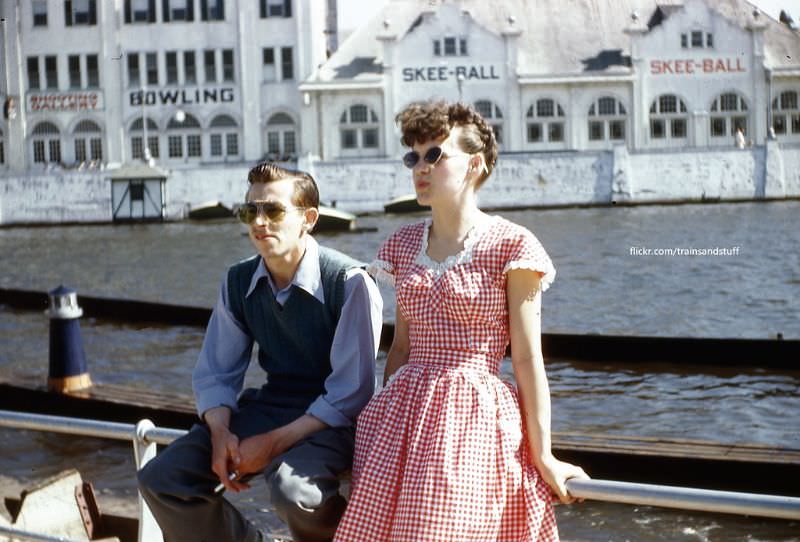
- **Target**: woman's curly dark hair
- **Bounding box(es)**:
[395,100,498,188]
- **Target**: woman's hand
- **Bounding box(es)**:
[536,454,590,504]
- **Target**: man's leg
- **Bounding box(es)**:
[137,395,286,542]
[266,425,355,542]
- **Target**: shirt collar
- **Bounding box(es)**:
[245,235,324,304]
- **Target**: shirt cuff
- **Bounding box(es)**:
[306,396,353,428]
[194,385,240,419]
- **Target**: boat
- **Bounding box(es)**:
[315,205,357,232]
[383,194,430,214]
[187,200,233,220]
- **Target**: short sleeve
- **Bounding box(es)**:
[368,236,396,287]
[502,227,557,292]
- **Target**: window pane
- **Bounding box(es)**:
[283,131,296,154]
[69,55,81,88]
[204,50,216,83]
[433,40,441,56]
[650,119,665,139]
[49,139,61,162]
[209,0,224,20]
[148,136,159,158]
[792,114,800,134]
[28,57,40,89]
[459,38,467,55]
[706,33,713,48]
[75,139,87,162]
[187,134,202,156]
[598,97,616,116]
[341,129,357,149]
[222,49,234,82]
[132,0,150,21]
[781,92,798,111]
[34,140,46,162]
[128,54,140,88]
[281,47,293,80]
[146,53,158,85]
[262,48,276,81]
[732,117,747,136]
[363,128,379,148]
[166,52,178,84]
[691,31,703,47]
[184,51,196,84]
[132,136,143,159]
[210,134,222,156]
[548,122,564,142]
[45,56,58,89]
[527,123,542,142]
[444,37,456,56]
[349,105,367,123]
[659,95,677,114]
[680,33,687,48]
[492,125,502,144]
[86,55,99,87]
[537,99,554,118]
[475,100,492,119]
[710,117,726,137]
[720,93,738,112]
[33,0,48,25]
[168,135,183,157]
[671,118,687,138]
[225,133,238,155]
[267,132,280,153]
[589,121,604,140]
[90,138,102,160]
[610,120,625,140]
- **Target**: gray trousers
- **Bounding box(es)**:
[137,390,354,542]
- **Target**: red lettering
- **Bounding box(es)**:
[736,58,745,72]
[650,60,661,74]
[675,60,684,74]
[662,61,673,74]
[715,59,727,72]
[90,94,98,108]
[686,60,695,74]
[703,59,713,72]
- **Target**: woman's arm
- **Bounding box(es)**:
[382,305,411,385]
[507,268,588,504]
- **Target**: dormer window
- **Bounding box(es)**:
[433,36,467,57]
[681,31,713,49]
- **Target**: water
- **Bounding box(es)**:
[1,201,799,540]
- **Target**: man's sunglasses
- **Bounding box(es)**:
[402,146,470,169]
[235,201,304,225]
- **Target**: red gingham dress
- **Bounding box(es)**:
[334,216,559,542]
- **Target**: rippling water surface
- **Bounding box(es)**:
[1,201,798,540]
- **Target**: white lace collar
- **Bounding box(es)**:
[414,216,494,277]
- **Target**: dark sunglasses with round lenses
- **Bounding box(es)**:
[235,201,304,225]
[402,146,458,169]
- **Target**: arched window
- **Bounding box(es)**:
[32,121,61,164]
[339,104,379,154]
[73,119,103,163]
[710,92,748,140]
[526,99,565,146]
[209,114,239,159]
[649,94,688,143]
[129,116,160,160]
[771,90,799,138]
[265,112,297,160]
[166,113,202,159]
[588,96,626,143]
[474,100,503,145]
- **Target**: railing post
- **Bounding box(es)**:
[133,419,164,542]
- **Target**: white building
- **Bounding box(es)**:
[0,0,333,173]
[299,0,800,160]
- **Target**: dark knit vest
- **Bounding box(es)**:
[227,246,361,409]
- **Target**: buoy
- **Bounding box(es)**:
[47,286,92,393]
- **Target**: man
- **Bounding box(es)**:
[138,162,383,542]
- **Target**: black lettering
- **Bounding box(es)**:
[427,67,437,80]
[220,88,234,102]
[438,67,447,80]
[414,68,425,80]
[145,91,157,105]
[130,91,142,106]
[203,89,218,102]
[159,90,180,104]
[180,90,192,104]
[455,66,467,79]
[468,66,480,79]
[490,65,499,79]
[402,68,414,82]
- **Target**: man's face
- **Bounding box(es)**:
[245,179,314,261]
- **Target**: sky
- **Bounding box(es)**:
[337,0,800,32]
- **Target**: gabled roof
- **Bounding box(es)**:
[308,0,800,84]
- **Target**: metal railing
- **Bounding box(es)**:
[0,409,798,542]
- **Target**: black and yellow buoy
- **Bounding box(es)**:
[47,285,92,393]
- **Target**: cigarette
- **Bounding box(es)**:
[214,471,239,494]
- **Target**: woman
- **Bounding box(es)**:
[334,101,587,541]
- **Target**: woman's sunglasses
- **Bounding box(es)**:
[235,201,304,225]
[402,146,470,169]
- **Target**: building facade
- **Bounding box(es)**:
[0,0,330,174]
[299,0,800,161]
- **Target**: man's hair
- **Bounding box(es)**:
[395,100,498,188]
[246,162,319,209]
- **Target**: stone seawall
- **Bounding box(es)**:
[1,144,798,225]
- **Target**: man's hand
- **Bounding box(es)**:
[237,415,328,476]
[204,406,249,493]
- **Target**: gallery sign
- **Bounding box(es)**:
[28,91,103,112]
[401,65,501,82]
[650,57,746,75]
[129,87,236,107]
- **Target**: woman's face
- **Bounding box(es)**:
[408,127,475,207]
